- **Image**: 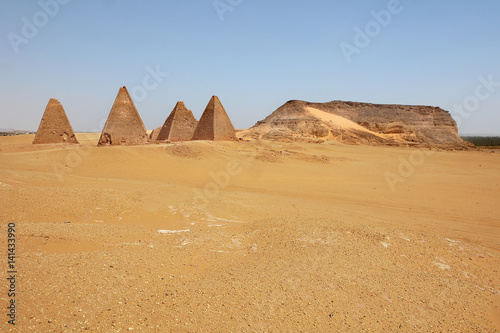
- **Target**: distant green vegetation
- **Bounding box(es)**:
[462,136,500,147]
[0,131,34,136]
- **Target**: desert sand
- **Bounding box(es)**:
[0,133,499,332]
[305,106,387,139]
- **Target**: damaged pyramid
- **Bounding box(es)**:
[192,96,236,141]
[149,126,162,141]
[98,86,149,146]
[157,101,198,142]
[33,98,78,144]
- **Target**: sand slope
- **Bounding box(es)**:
[305,106,388,138]
[0,134,499,331]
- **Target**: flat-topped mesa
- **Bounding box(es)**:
[33,98,79,144]
[244,100,473,148]
[192,95,237,141]
[98,86,149,146]
[157,101,198,142]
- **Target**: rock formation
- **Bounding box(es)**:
[98,86,149,146]
[242,100,473,148]
[157,102,198,142]
[33,98,78,144]
[192,96,236,141]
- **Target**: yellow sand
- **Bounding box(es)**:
[0,134,498,332]
[306,106,386,138]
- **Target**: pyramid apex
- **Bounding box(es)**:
[210,95,223,108]
[117,86,130,95]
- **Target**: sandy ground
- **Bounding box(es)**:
[0,133,499,332]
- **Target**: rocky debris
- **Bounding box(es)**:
[98,86,149,146]
[33,99,78,144]
[242,100,474,149]
[192,96,236,141]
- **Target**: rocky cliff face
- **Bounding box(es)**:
[242,100,473,149]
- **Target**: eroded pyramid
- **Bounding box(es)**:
[192,96,236,141]
[33,98,78,144]
[98,86,149,146]
[149,126,162,141]
[157,101,198,142]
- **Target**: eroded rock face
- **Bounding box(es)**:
[98,86,149,146]
[243,100,473,148]
[33,98,79,144]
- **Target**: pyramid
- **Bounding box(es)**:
[192,96,236,141]
[33,98,79,144]
[156,101,198,142]
[149,126,162,141]
[98,86,149,146]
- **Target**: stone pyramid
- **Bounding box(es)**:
[157,101,198,142]
[149,126,162,141]
[98,86,149,146]
[33,98,79,144]
[192,96,236,141]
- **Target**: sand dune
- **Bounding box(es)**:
[0,134,498,331]
[305,106,387,138]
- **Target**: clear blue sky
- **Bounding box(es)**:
[1,0,499,135]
